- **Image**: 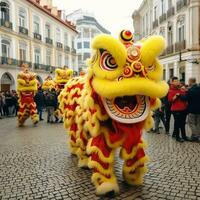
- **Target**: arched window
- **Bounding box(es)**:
[33,15,40,34]
[19,8,27,28]
[45,23,51,38]
[0,1,10,21]
[34,47,41,64]
[177,16,185,42]
[46,49,51,66]
[1,39,10,57]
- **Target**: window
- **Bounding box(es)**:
[46,49,51,66]
[64,33,68,45]
[167,24,173,45]
[34,48,41,64]
[19,8,26,27]
[78,55,82,64]
[83,28,90,38]
[154,6,157,20]
[33,16,40,34]
[45,23,51,38]
[83,42,90,48]
[64,55,69,66]
[142,16,145,36]
[177,19,185,42]
[83,53,90,60]
[19,42,27,61]
[1,39,10,57]
[56,28,61,42]
[0,2,10,21]
[77,42,82,49]
[169,68,174,78]
[161,0,165,15]
[58,54,62,66]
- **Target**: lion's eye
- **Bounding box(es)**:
[100,50,117,71]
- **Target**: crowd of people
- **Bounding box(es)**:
[1,77,200,143]
[0,90,18,119]
[152,77,200,143]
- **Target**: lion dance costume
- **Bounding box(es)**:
[17,66,39,126]
[54,67,73,120]
[59,30,168,195]
[42,75,55,91]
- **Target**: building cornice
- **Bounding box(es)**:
[26,0,78,33]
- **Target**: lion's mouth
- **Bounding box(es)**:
[102,95,149,124]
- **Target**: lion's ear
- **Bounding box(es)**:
[140,36,166,67]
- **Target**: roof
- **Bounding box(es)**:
[26,0,78,33]
[76,15,110,34]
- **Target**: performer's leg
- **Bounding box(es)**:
[87,135,119,195]
[30,102,39,124]
[121,140,149,185]
[17,104,29,126]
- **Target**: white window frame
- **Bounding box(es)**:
[19,8,26,28]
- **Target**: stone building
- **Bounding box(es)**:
[0,0,78,91]
[132,0,200,83]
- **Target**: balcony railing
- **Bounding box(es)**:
[33,32,42,40]
[166,44,174,54]
[177,0,188,11]
[0,19,12,30]
[64,45,70,53]
[19,26,28,35]
[0,57,52,72]
[34,63,51,71]
[159,13,167,24]
[45,37,53,45]
[153,19,159,29]
[167,7,175,18]
[175,40,186,52]
[71,48,76,54]
[56,42,63,49]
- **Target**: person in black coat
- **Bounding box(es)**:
[187,78,200,142]
[34,87,45,120]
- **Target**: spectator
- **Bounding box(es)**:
[45,89,57,123]
[152,98,166,134]
[5,91,12,116]
[34,87,45,121]
[0,92,4,118]
[168,77,188,142]
[186,78,200,142]
[164,79,172,134]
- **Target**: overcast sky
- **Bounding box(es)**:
[52,0,143,36]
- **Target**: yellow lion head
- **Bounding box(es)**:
[86,30,168,124]
[42,75,55,91]
[17,68,38,92]
[55,67,73,85]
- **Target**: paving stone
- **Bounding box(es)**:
[0,117,200,199]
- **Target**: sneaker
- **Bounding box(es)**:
[40,118,44,121]
[182,137,190,141]
[176,138,184,142]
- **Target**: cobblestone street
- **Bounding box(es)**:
[0,117,200,200]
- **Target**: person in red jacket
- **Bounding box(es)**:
[168,77,188,142]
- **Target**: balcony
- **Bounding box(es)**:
[177,0,188,11]
[19,26,28,35]
[0,19,12,30]
[159,13,167,24]
[45,37,53,45]
[0,57,31,67]
[175,40,186,52]
[167,7,175,18]
[153,19,159,29]
[33,63,51,71]
[166,44,174,54]
[56,42,63,49]
[71,48,76,54]
[33,32,42,41]
[64,45,70,53]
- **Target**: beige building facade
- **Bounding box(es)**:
[0,0,78,91]
[132,0,200,83]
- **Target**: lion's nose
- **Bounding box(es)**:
[123,62,145,78]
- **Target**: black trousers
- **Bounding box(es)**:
[172,111,187,139]
[165,109,171,132]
